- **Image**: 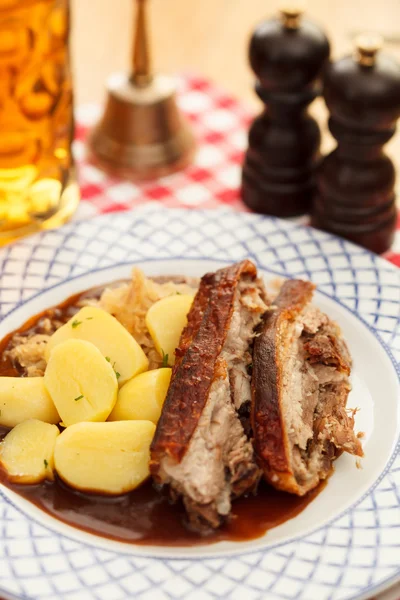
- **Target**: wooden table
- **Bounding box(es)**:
[72,0,400,178]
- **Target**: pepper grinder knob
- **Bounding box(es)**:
[355,33,382,67]
[279,5,304,29]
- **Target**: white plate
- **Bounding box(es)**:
[0,205,399,600]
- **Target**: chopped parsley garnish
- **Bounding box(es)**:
[161,350,169,368]
[44,459,48,468]
[176,291,181,295]
[86,317,93,320]
[105,356,120,379]
[71,319,82,329]
[74,395,84,402]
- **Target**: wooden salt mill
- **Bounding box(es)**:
[312,36,400,253]
[89,0,194,180]
[242,7,330,217]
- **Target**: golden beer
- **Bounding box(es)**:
[0,0,79,244]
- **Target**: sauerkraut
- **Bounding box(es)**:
[5,269,198,375]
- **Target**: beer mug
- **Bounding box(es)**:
[0,0,79,244]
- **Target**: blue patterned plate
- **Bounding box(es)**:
[0,205,399,600]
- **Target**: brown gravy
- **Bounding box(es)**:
[0,285,325,547]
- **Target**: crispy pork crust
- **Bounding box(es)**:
[150,260,258,471]
[251,280,315,489]
[173,273,213,371]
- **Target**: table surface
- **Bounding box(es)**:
[72,0,400,179]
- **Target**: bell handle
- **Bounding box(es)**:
[130,0,152,87]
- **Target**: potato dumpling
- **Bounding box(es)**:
[0,419,59,484]
[44,339,118,427]
[45,306,149,385]
[0,377,59,428]
[145,294,193,366]
[108,368,171,424]
[54,420,156,495]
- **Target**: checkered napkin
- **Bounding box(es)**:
[73,74,400,268]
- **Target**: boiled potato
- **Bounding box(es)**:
[54,420,156,495]
[145,295,193,366]
[108,368,171,424]
[0,377,59,428]
[44,339,118,427]
[0,419,59,484]
[45,306,149,385]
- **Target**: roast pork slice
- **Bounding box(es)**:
[150,260,268,531]
[251,279,363,496]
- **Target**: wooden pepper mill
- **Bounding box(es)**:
[242,6,330,217]
[312,35,400,253]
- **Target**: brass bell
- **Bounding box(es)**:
[88,0,195,180]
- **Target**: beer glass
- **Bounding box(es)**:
[0,0,79,244]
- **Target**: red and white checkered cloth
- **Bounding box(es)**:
[73,74,400,268]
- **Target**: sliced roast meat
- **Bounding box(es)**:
[251,279,363,496]
[150,260,268,531]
